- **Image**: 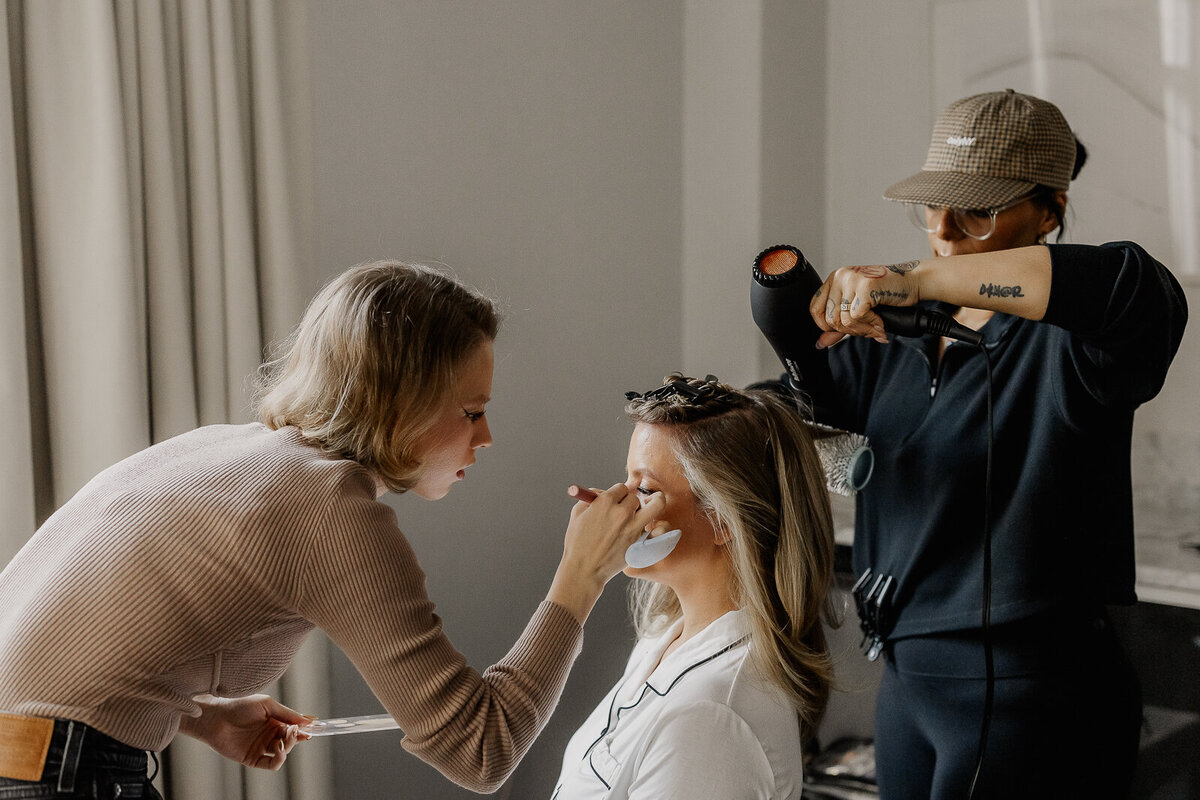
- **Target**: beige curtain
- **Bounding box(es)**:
[0,1,332,797]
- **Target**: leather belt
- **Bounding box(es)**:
[0,712,55,781]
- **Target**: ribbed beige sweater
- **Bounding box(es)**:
[0,423,583,792]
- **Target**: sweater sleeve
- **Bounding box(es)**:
[1042,241,1188,408]
[295,475,583,793]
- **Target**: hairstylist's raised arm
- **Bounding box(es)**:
[907,246,1052,318]
[810,245,1053,346]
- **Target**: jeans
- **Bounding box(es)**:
[0,720,162,799]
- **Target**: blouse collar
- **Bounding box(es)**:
[640,609,750,693]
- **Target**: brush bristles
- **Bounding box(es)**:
[813,431,874,496]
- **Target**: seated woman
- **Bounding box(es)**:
[552,374,839,800]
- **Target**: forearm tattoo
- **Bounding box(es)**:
[979,283,1025,298]
[887,260,919,275]
[870,289,909,304]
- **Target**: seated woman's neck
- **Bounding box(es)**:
[669,565,737,650]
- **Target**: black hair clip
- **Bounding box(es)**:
[851,567,895,662]
[625,374,720,402]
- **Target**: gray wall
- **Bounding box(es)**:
[301,2,825,797]
[306,3,681,797]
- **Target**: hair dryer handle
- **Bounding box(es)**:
[874,306,983,346]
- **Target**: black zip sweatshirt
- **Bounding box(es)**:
[811,241,1188,639]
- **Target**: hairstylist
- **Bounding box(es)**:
[0,261,664,799]
[804,90,1187,799]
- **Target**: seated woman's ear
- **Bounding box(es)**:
[713,523,733,546]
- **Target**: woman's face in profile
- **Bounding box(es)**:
[409,340,495,500]
[622,422,722,580]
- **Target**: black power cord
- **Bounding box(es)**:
[967,344,995,800]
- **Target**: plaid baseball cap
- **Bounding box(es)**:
[883,89,1076,209]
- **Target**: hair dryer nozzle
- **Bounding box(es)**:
[750,245,833,404]
[754,244,804,279]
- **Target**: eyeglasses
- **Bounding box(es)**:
[905,192,1036,241]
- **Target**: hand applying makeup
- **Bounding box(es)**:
[567,486,682,568]
[548,483,665,623]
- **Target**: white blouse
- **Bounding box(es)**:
[551,610,805,800]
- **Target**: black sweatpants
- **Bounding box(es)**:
[873,610,1142,800]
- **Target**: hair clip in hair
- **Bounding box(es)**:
[625,374,721,403]
[624,380,695,402]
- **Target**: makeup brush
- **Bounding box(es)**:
[566,486,682,567]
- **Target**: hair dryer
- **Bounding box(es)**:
[749,246,832,397]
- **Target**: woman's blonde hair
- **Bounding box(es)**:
[252,260,500,492]
[625,374,838,735]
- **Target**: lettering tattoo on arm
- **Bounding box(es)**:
[979,283,1025,299]
[870,289,908,304]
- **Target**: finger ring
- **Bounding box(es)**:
[840,301,851,311]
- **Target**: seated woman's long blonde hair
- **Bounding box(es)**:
[625,374,838,736]
[252,260,500,492]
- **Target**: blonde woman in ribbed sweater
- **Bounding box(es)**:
[0,261,663,799]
